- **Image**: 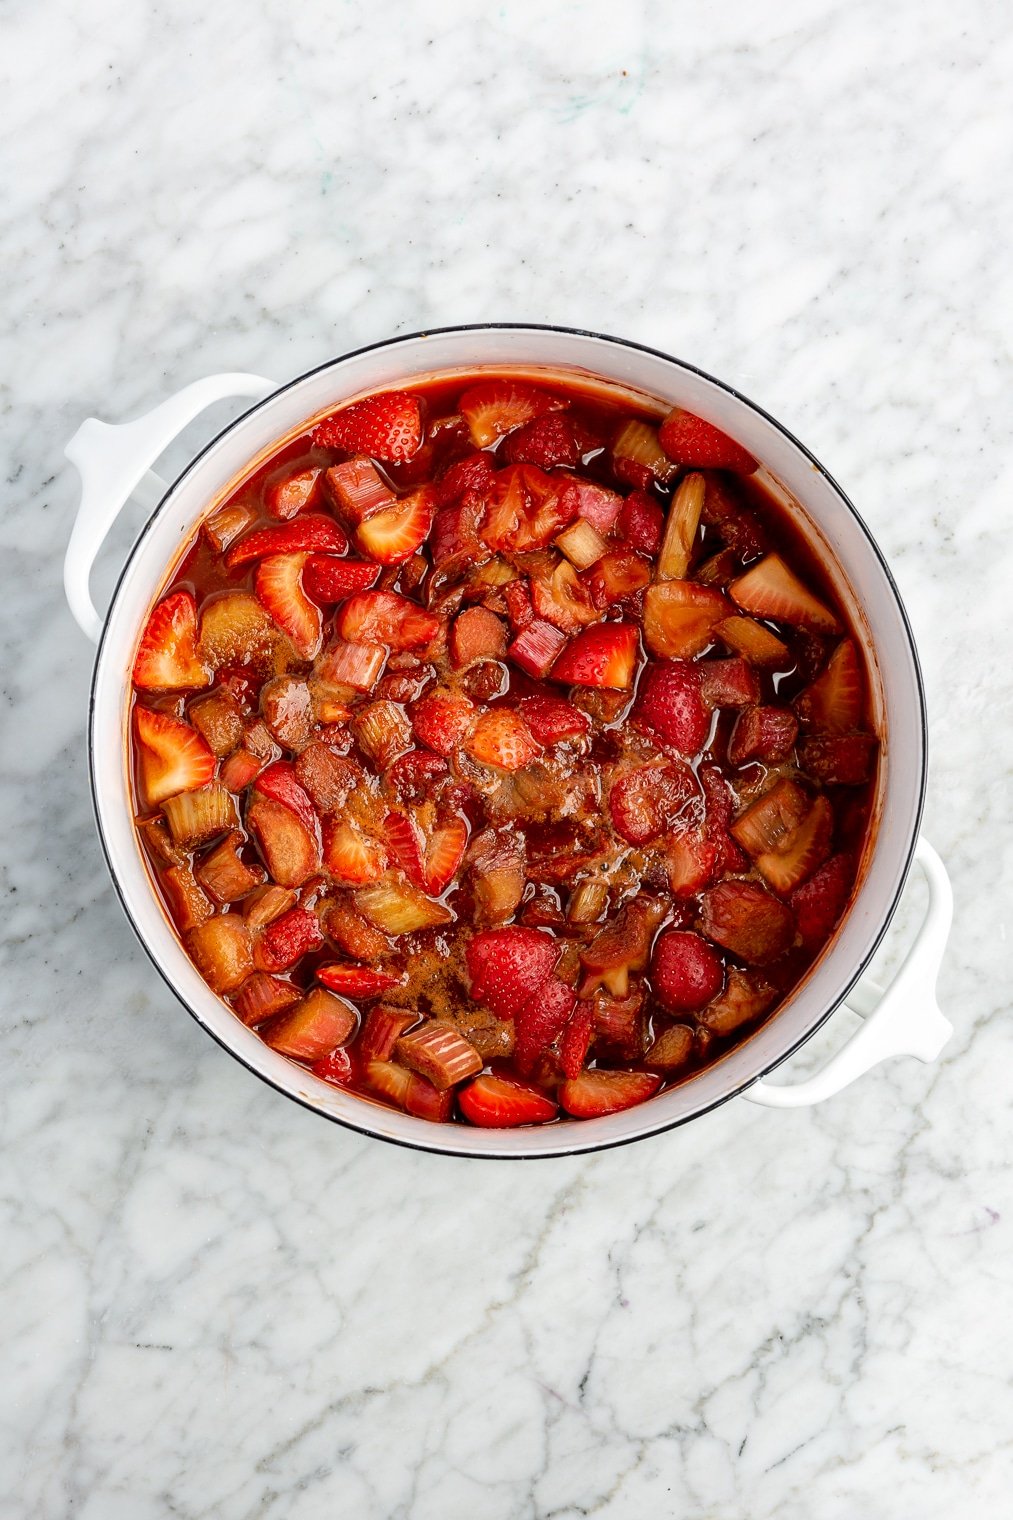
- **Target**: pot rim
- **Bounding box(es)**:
[87,322,927,1159]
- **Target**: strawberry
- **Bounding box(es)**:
[359,1006,416,1061]
[254,553,322,658]
[481,465,574,552]
[224,514,348,571]
[256,906,324,972]
[433,450,496,508]
[234,972,301,1027]
[317,963,405,998]
[617,491,664,555]
[698,764,749,874]
[727,706,799,766]
[133,591,209,691]
[531,560,598,634]
[790,853,854,949]
[659,407,757,473]
[559,1069,661,1118]
[458,1074,558,1128]
[247,798,320,888]
[631,661,709,755]
[133,706,215,806]
[755,794,833,895]
[559,1003,595,1079]
[551,622,639,690]
[584,551,651,610]
[609,761,695,845]
[383,810,427,887]
[508,618,568,679]
[314,390,423,463]
[396,1021,483,1089]
[253,760,319,837]
[650,929,724,1012]
[321,900,390,961]
[310,1047,353,1085]
[555,475,624,534]
[794,639,864,733]
[729,554,840,634]
[424,814,469,895]
[466,925,559,1019]
[698,657,760,709]
[502,413,598,469]
[467,710,541,771]
[798,733,877,786]
[664,829,717,896]
[265,466,322,520]
[450,606,507,667]
[260,987,358,1061]
[219,747,265,792]
[356,488,434,564]
[611,420,678,489]
[700,880,794,964]
[514,976,576,1074]
[322,820,386,884]
[518,692,589,744]
[643,580,731,659]
[383,749,449,805]
[324,458,395,522]
[699,472,767,558]
[335,590,439,649]
[503,578,535,633]
[302,556,381,603]
[458,380,565,448]
[411,690,476,755]
[731,777,810,857]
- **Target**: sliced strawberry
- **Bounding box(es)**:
[502,413,598,469]
[302,556,381,603]
[503,578,535,633]
[359,1006,416,1061]
[356,487,434,564]
[617,490,665,555]
[458,380,565,448]
[260,986,358,1060]
[611,420,678,489]
[794,639,864,733]
[310,1047,354,1086]
[659,407,757,472]
[322,820,387,884]
[265,466,322,520]
[425,815,469,895]
[531,560,598,633]
[609,760,695,845]
[700,880,794,964]
[514,976,576,1074]
[254,553,321,658]
[467,710,541,771]
[481,464,574,552]
[433,450,496,508]
[790,853,854,949]
[317,963,405,998]
[247,798,320,888]
[383,810,427,887]
[219,746,265,792]
[727,706,799,765]
[558,1003,595,1079]
[698,657,760,709]
[335,590,439,649]
[133,591,209,691]
[798,733,877,785]
[556,475,624,534]
[411,689,476,755]
[755,794,833,895]
[714,615,789,667]
[134,706,215,806]
[664,829,718,896]
[225,514,348,571]
[731,777,810,857]
[551,622,639,690]
[314,390,423,463]
[643,580,731,659]
[466,925,559,1019]
[631,661,709,755]
[396,1021,483,1089]
[450,606,507,667]
[253,760,318,835]
[518,692,589,744]
[256,906,324,972]
[730,554,840,634]
[584,550,651,610]
[651,929,724,1012]
[458,1074,558,1128]
[508,618,568,679]
[383,749,449,806]
[559,1069,661,1118]
[698,764,748,874]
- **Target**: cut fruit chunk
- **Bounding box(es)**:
[450,606,507,668]
[559,1004,596,1078]
[225,514,348,571]
[265,466,322,520]
[481,464,574,552]
[508,618,568,679]
[790,853,854,949]
[700,880,794,964]
[353,701,412,769]
[162,864,214,932]
[310,1047,353,1086]
[356,488,435,564]
[243,883,298,929]
[360,1005,418,1061]
[253,760,319,836]
[658,408,757,472]
[714,615,789,667]
[551,623,639,690]
[727,705,799,766]
[317,963,405,998]
[467,710,541,771]
[220,747,266,793]
[294,743,362,813]
[458,1075,558,1128]
[502,413,598,470]
[322,820,387,885]
[699,472,767,558]
[657,471,706,580]
[302,556,381,603]
[255,553,322,659]
[322,900,391,961]
[466,926,559,1020]
[555,518,608,570]
[591,990,646,1058]
[261,674,313,749]
[514,976,577,1074]
[644,1023,694,1073]
[247,798,320,888]
[354,879,453,934]
[395,1021,483,1089]
[631,661,709,756]
[424,815,469,895]
[256,906,324,973]
[188,688,244,756]
[466,829,526,925]
[729,554,840,634]
[363,1060,453,1121]
[794,639,864,733]
[612,420,678,489]
[663,829,717,896]
[618,490,665,555]
[195,832,266,903]
[186,914,254,993]
[559,1069,661,1118]
[755,794,833,895]
[411,690,476,755]
[134,707,215,807]
[315,638,387,693]
[204,500,258,553]
[581,897,666,998]
[584,551,652,610]
[234,972,301,1027]
[518,693,589,744]
[557,475,624,534]
[798,733,877,785]
[609,760,695,846]
[198,592,288,672]
[698,657,761,710]
[133,591,209,691]
[323,457,396,522]
[458,379,565,447]
[643,580,731,659]
[433,450,496,508]
[650,929,724,1013]
[335,590,439,649]
[260,987,358,1060]
[383,810,426,888]
[698,968,777,1036]
[730,777,810,857]
[314,390,423,463]
[383,749,449,806]
[531,560,598,633]
[567,878,609,924]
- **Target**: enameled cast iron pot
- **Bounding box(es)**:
[63,325,954,1158]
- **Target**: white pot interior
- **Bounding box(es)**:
[89,326,925,1157]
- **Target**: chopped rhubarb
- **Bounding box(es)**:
[162,863,214,932]
[186,914,254,993]
[612,420,678,489]
[243,883,298,928]
[730,777,811,857]
[260,987,358,1060]
[247,798,320,888]
[198,592,288,672]
[315,638,387,693]
[754,794,833,895]
[204,500,258,553]
[450,606,508,667]
[657,472,706,580]
[253,760,318,836]
[323,457,396,522]
[584,550,652,610]
[396,1021,483,1089]
[195,832,266,903]
[352,701,412,769]
[697,968,776,1036]
[644,1023,694,1072]
[162,784,239,848]
[508,618,568,679]
[714,615,789,667]
[265,466,322,520]
[360,1006,417,1061]
[188,688,244,756]
[698,657,761,710]
[798,733,877,785]
[354,879,453,934]
[727,706,799,766]
[555,518,608,570]
[643,580,731,659]
[234,972,301,1026]
[700,880,794,964]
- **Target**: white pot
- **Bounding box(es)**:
[64,325,953,1158]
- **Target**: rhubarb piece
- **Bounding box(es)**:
[644,1024,694,1072]
[162,784,239,848]
[584,550,652,610]
[659,408,757,472]
[514,976,577,1074]
[195,832,266,903]
[798,734,877,785]
[612,419,678,489]
[356,488,435,564]
[508,618,568,678]
[714,615,789,667]
[315,638,387,693]
[755,795,833,895]
[466,926,559,1019]
[700,881,794,964]
[260,986,358,1059]
[265,466,322,520]
[555,518,608,570]
[467,710,540,771]
[243,884,298,928]
[198,592,288,672]
[186,914,254,993]
[323,457,395,522]
[643,580,731,659]
[503,413,598,469]
[396,1020,483,1089]
[729,554,840,634]
[253,760,318,835]
[204,500,258,552]
[591,990,645,1058]
[403,1073,455,1122]
[696,548,740,587]
[567,878,609,924]
[256,906,324,972]
[631,661,709,756]
[430,499,488,579]
[362,1059,413,1110]
[162,863,214,931]
[581,898,666,998]
[188,688,244,756]
[790,853,854,949]
[384,750,449,806]
[314,390,423,463]
[134,707,215,807]
[794,640,864,733]
[353,701,412,769]
[731,777,811,857]
[650,929,724,1012]
[225,514,348,571]
[458,1075,558,1128]
[322,900,391,961]
[609,761,695,846]
[424,815,469,895]
[664,829,717,896]
[411,689,476,755]
[234,972,301,1026]
[618,490,665,555]
[467,829,525,925]
[219,746,265,793]
[450,607,508,667]
[559,1069,661,1118]
[260,675,313,749]
[354,879,453,933]
[133,591,209,691]
[551,622,638,690]
[503,578,535,632]
[247,798,320,888]
[698,657,761,710]
[458,379,565,447]
[700,472,767,558]
[531,560,598,633]
[360,1005,417,1061]
[322,820,386,884]
[657,472,706,580]
[139,816,185,867]
[434,450,496,508]
[560,475,624,534]
[302,556,381,602]
[294,744,362,813]
[698,968,777,1036]
[727,706,799,766]
[317,963,404,997]
[335,590,439,650]
[310,1047,353,1085]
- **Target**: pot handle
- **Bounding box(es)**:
[743,836,953,1108]
[63,372,276,643]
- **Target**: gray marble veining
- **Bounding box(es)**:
[2,1,1012,1515]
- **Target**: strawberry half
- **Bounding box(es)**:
[411,690,476,755]
[356,488,435,564]
[253,760,319,837]
[466,925,559,1019]
[514,975,577,1074]
[631,661,709,755]
[790,853,854,949]
[134,706,215,806]
[609,761,696,845]
[424,815,469,895]
[224,514,348,571]
[302,556,381,603]
[559,1069,661,1118]
[314,390,423,463]
[794,639,864,733]
[335,590,439,650]
[730,554,840,634]
[559,1003,595,1079]
[481,464,573,552]
[310,1047,353,1086]
[550,622,639,690]
[322,820,386,884]
[518,693,589,745]
[433,450,497,508]
[256,906,324,973]
[556,476,624,534]
[650,929,724,1012]
[502,413,598,470]
[658,407,757,472]
[383,810,427,888]
[133,591,209,691]
[265,467,322,520]
[255,553,322,658]
[317,963,405,998]
[617,491,665,555]
[458,1074,558,1128]
[458,380,566,448]
[467,710,541,771]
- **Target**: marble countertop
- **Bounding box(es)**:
[3,1,1012,1515]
